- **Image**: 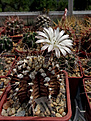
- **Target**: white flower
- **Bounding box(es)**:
[36,27,73,58]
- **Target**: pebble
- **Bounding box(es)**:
[56,113,62,117]
[52,102,57,106]
[77,73,80,77]
[59,108,64,114]
[15,104,20,110]
[17,107,22,112]
[60,101,65,107]
[35,110,40,115]
[72,74,76,77]
[56,106,60,112]
[38,113,45,117]
[4,78,9,85]
[7,60,11,64]
[8,108,13,116]
[50,103,54,107]
[7,107,11,114]
[11,108,16,114]
[3,101,11,110]
[62,111,66,116]
[15,111,25,116]
[25,113,28,116]
[9,99,14,105]
[0,78,6,81]
[56,97,60,104]
[57,92,62,97]
[0,82,4,89]
[34,104,40,112]
[51,111,55,115]
[68,73,72,77]
[1,109,8,116]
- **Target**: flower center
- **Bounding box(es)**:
[53,38,57,47]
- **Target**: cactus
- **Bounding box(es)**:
[4,16,24,36]
[35,15,51,30]
[22,32,37,49]
[87,59,91,67]
[0,35,13,53]
[57,54,81,77]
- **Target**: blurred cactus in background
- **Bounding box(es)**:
[0,35,13,53]
[35,14,51,31]
[4,16,24,36]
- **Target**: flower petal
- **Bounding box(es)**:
[57,45,66,56]
[35,36,44,39]
[49,27,53,39]
[37,31,48,39]
[54,27,59,38]
[36,39,51,44]
[60,48,66,56]
[59,42,73,47]
[59,39,73,46]
[58,35,69,42]
[57,30,65,41]
[56,27,59,34]
[43,28,50,38]
[41,44,49,51]
[48,45,53,52]
[54,48,60,58]
[49,27,53,35]
[61,39,73,44]
[63,46,71,53]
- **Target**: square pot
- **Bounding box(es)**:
[0,70,72,121]
[79,56,91,78]
[68,59,83,99]
[57,54,83,99]
[82,78,91,121]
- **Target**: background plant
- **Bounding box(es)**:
[56,54,81,77]
[0,0,68,11]
[19,32,38,50]
[53,16,91,53]
[4,16,24,36]
[74,0,91,10]
[0,35,13,53]
[34,14,51,31]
